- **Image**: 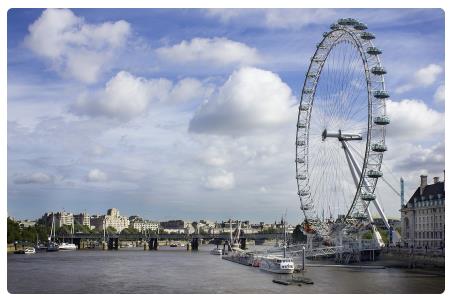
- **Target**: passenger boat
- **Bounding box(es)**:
[259,216,295,274]
[259,255,295,274]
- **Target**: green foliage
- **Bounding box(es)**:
[7,218,50,244]
[362,231,373,240]
[121,227,140,235]
[292,224,307,243]
[106,226,117,234]
[7,218,22,244]
[74,223,91,233]
[378,229,389,244]
[57,225,72,235]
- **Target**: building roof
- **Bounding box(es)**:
[407,181,445,204]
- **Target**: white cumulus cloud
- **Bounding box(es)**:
[434,85,444,103]
[72,71,212,121]
[156,37,260,67]
[395,64,443,93]
[204,170,235,190]
[24,8,131,83]
[386,99,444,141]
[86,169,108,182]
[189,67,296,136]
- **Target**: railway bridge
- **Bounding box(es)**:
[55,232,290,250]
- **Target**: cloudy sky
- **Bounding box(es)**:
[7,8,444,222]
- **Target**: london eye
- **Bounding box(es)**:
[295,18,390,242]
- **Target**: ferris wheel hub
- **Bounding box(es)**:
[321,129,362,141]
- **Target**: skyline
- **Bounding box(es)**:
[7,8,445,222]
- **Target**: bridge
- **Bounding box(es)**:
[56,232,286,241]
[54,232,290,250]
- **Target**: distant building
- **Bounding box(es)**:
[39,211,73,227]
[74,212,91,228]
[160,220,186,229]
[90,208,130,233]
[400,175,445,248]
[19,219,36,228]
[160,220,194,234]
[129,216,159,232]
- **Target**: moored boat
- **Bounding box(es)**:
[47,214,59,252]
[24,247,36,254]
[210,248,223,255]
[59,242,77,251]
[259,216,295,274]
[259,255,295,274]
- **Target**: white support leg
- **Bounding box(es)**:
[342,141,390,231]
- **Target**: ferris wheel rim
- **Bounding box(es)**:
[295,20,388,230]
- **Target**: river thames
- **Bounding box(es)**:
[7,245,444,293]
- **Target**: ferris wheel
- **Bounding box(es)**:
[295,18,391,235]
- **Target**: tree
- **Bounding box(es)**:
[35,224,51,242]
[7,218,21,244]
[121,227,140,235]
[292,225,307,243]
[57,225,71,235]
[21,226,38,243]
[106,226,117,234]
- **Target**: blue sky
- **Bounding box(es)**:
[7,8,445,222]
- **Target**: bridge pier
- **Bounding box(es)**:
[108,237,119,250]
[239,237,247,250]
[149,238,158,250]
[191,237,199,251]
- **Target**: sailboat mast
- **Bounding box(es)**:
[283,218,287,258]
[229,219,232,245]
[71,218,74,244]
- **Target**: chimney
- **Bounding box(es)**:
[433,176,440,184]
[420,175,427,195]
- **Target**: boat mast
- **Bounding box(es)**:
[229,219,232,246]
[71,218,74,244]
[283,217,287,258]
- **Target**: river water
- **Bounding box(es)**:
[7,245,444,293]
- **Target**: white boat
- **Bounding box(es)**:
[210,248,223,255]
[59,218,77,251]
[259,255,295,274]
[259,216,295,274]
[24,247,36,254]
[58,242,77,251]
